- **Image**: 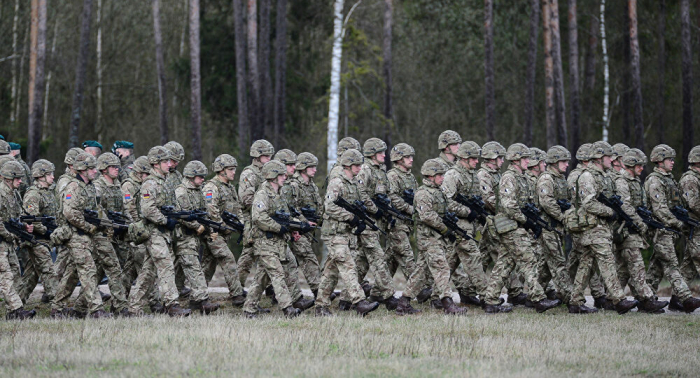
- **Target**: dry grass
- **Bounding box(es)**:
[1,289,700,378]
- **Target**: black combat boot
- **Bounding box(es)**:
[430,299,443,309]
[231,294,246,307]
[614,299,639,314]
[441,297,467,315]
[384,296,399,311]
[315,306,333,317]
[682,297,700,313]
[330,292,338,302]
[190,300,220,314]
[293,297,315,311]
[354,299,380,317]
[395,296,420,315]
[89,309,113,319]
[6,307,37,320]
[669,295,684,311]
[361,282,373,297]
[283,306,301,318]
[546,289,558,300]
[265,286,277,305]
[534,298,561,313]
[459,291,481,306]
[594,296,614,310]
[637,299,668,314]
[338,300,352,311]
[166,304,192,317]
[484,304,513,314]
[567,304,598,314]
[508,293,527,306]
[416,287,433,303]
[50,308,67,319]
[41,293,51,304]
[150,302,166,314]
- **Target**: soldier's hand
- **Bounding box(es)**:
[292,231,301,242]
[210,232,219,241]
[165,218,178,231]
[25,224,34,233]
[353,220,366,235]
[196,225,206,235]
[300,222,313,234]
[278,225,289,235]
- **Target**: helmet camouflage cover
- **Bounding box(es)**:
[31,159,55,178]
[339,149,363,167]
[262,160,286,180]
[164,141,185,162]
[545,145,571,164]
[250,139,275,158]
[438,130,462,150]
[421,158,448,176]
[505,143,532,161]
[296,152,318,170]
[621,148,648,167]
[212,154,238,172]
[274,149,297,165]
[183,160,208,178]
[650,144,676,162]
[456,141,481,159]
[481,141,506,160]
[390,143,415,162]
[363,138,387,157]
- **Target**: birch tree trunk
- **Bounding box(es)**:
[327,0,345,173]
[43,17,59,139]
[69,0,94,148]
[234,0,249,155]
[600,0,609,142]
[656,0,666,145]
[16,25,30,127]
[568,0,580,152]
[259,0,273,141]
[628,0,644,151]
[681,0,693,169]
[189,0,202,160]
[28,0,46,163]
[621,0,631,143]
[550,0,568,148]
[484,0,496,141]
[247,0,262,141]
[542,0,556,148]
[153,0,169,145]
[273,0,287,147]
[523,0,539,147]
[382,0,393,152]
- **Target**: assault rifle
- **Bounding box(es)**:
[106,211,130,236]
[402,189,415,206]
[671,206,700,239]
[84,209,130,232]
[596,194,642,234]
[4,218,49,246]
[159,206,236,234]
[333,197,385,235]
[636,206,681,235]
[441,212,472,241]
[454,194,492,225]
[20,215,57,238]
[221,211,245,244]
[300,206,319,223]
[557,199,572,212]
[372,194,411,221]
[267,210,317,241]
[521,203,562,239]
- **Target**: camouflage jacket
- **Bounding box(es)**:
[477,165,501,214]
[525,171,539,207]
[438,152,457,168]
[680,169,700,219]
[442,164,476,233]
[118,154,136,183]
[62,176,98,234]
[164,169,183,207]
[615,168,648,247]
[0,180,23,241]
[203,175,242,225]
[537,166,570,225]
[251,180,291,242]
[645,167,685,229]
[122,173,144,221]
[414,178,449,241]
[238,161,265,222]
[24,182,59,235]
[322,170,360,237]
[140,168,169,227]
[356,159,388,229]
[93,175,125,215]
[16,156,32,195]
[498,165,531,224]
[175,179,204,233]
[576,164,615,220]
[282,172,324,224]
[567,164,586,200]
[387,165,417,232]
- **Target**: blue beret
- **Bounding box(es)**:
[82,140,103,149]
[8,142,20,150]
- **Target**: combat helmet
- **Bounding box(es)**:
[212,154,238,172]
[64,147,84,165]
[339,149,363,167]
[337,137,361,156]
[456,141,481,159]
[576,143,592,161]
[132,156,151,174]
[31,159,55,178]
[147,146,173,165]
[438,130,462,150]
[421,158,448,176]
[621,148,648,167]
[611,143,629,160]
[363,138,387,157]
[73,153,97,171]
[296,152,318,170]
[164,141,185,162]
[688,146,700,164]
[0,140,11,155]
[250,139,275,158]
[527,147,546,167]
[390,143,415,162]
[545,145,571,164]
[183,160,208,178]
[650,144,676,162]
[274,149,297,165]
[0,161,25,179]
[262,160,286,180]
[505,143,532,161]
[97,153,121,171]
[481,141,506,160]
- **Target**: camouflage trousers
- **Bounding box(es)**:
[51,233,103,314]
[567,233,606,299]
[7,246,20,289]
[355,231,396,300]
[386,227,416,280]
[615,245,654,301]
[450,236,487,298]
[237,245,256,288]
[646,230,693,301]
[480,225,523,296]
[404,233,451,300]
[87,234,128,311]
[538,230,572,302]
[680,232,700,284]
[570,226,625,306]
[172,234,187,293]
[289,234,321,293]
[129,229,179,313]
[202,233,244,298]
[242,239,299,313]
[17,243,58,303]
[317,234,365,308]
[484,227,545,305]
[123,243,161,305]
[0,241,23,312]
[175,233,209,302]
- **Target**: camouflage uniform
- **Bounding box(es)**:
[164,168,186,291]
[237,160,265,287]
[0,179,26,313]
[118,154,136,183]
[680,166,700,283]
[15,155,32,196]
[385,158,417,280]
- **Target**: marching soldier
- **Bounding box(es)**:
[112,140,135,183]
[164,141,189,298]
[385,144,417,284]
[679,146,700,287]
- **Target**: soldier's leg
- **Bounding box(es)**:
[652,232,693,301]
[179,254,209,303]
[7,247,21,289]
[17,255,39,302]
[237,245,255,288]
[128,253,158,313]
[509,231,546,302]
[646,256,664,293]
[423,242,452,300]
[569,243,596,306]
[283,248,303,303]
[316,252,340,308]
[620,247,654,301]
[541,230,572,302]
[680,233,700,283]
[93,235,128,311]
[360,232,395,299]
[484,242,517,305]
[18,244,57,302]
[51,259,78,312]
[243,253,293,313]
[148,233,180,307]
[387,229,415,279]
[205,235,245,297]
[589,240,625,304]
[455,238,487,297]
[290,236,321,293]
[0,244,24,313]
[66,235,103,314]
[403,244,429,299]
[613,244,632,294]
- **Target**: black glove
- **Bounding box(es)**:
[300,222,313,234]
[165,217,178,231]
[445,230,456,243]
[278,225,289,235]
[466,210,478,223]
[353,220,367,235]
[605,212,618,223]
[349,215,361,227]
[373,208,384,219]
[185,213,198,221]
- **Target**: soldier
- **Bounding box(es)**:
[645,144,700,313]
[481,144,560,313]
[477,141,525,305]
[50,153,111,318]
[237,139,275,288]
[242,160,314,318]
[164,141,189,298]
[112,140,135,183]
[385,144,417,284]
[395,158,467,315]
[174,161,219,314]
[200,154,247,306]
[9,142,31,195]
[568,142,638,314]
[127,146,190,317]
[525,147,554,300]
[441,141,489,306]
[680,146,700,288]
[437,130,461,167]
[0,161,37,320]
[613,149,668,313]
[17,159,59,304]
[82,140,103,157]
[280,151,324,298]
[315,149,380,317]
[353,138,400,311]
[535,146,574,304]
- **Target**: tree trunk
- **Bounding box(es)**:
[27,0,46,163]
[550,0,568,148]
[542,0,556,148]
[382,0,393,152]
[628,0,644,151]
[247,0,262,141]
[69,0,93,148]
[621,0,631,143]
[656,0,666,145]
[96,0,103,141]
[234,0,249,156]
[327,0,345,173]
[153,0,169,145]
[189,0,202,160]
[273,0,287,147]
[11,0,20,124]
[583,0,598,102]
[600,0,609,141]
[568,0,580,154]
[259,0,273,141]
[16,24,30,127]
[43,17,59,140]
[681,0,693,169]
[523,0,539,147]
[484,0,495,141]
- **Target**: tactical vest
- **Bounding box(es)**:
[647,171,682,208]
[240,165,263,212]
[588,168,615,198]
[552,174,571,201]
[362,163,389,195]
[1,187,23,220]
[457,166,480,197]
[428,186,448,217]
[183,186,205,210]
[496,170,531,210]
[208,179,239,215]
[96,178,124,212]
[627,178,647,208]
[85,183,99,211]
[143,174,168,210]
[389,168,418,192]
[26,186,59,217]
[293,177,322,209]
[164,170,183,207]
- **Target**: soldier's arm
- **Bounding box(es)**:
[238,170,257,211]
[680,176,700,217]
[140,180,167,226]
[324,178,354,222]
[62,183,96,233]
[121,181,140,221]
[23,191,47,234]
[578,172,614,218]
[386,171,413,215]
[647,177,684,228]
[356,166,379,214]
[615,177,646,231]
[442,170,470,218]
[203,183,224,223]
[477,170,497,213]
[0,201,15,240]
[415,189,447,232]
[498,174,527,223]
[175,187,200,230]
[251,191,282,233]
[312,184,325,220]
[537,174,564,223]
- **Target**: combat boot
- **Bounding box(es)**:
[190,300,220,314]
[265,286,278,305]
[430,299,444,309]
[150,302,166,314]
[361,282,373,297]
[637,299,668,314]
[179,287,192,299]
[593,296,614,310]
[231,294,246,307]
[384,296,399,311]
[338,300,352,311]
[256,305,271,314]
[567,304,598,314]
[50,308,67,319]
[507,293,527,306]
[244,311,258,319]
[65,307,86,319]
[315,306,333,317]
[395,296,420,315]
[89,309,113,319]
[534,298,561,313]
[669,295,684,311]
[682,297,700,313]
[6,307,37,320]
[293,297,315,311]
[41,293,51,304]
[354,299,380,317]
[614,299,639,314]
[546,289,558,300]
[459,291,481,306]
[330,292,338,302]
[114,308,130,317]
[416,287,433,303]
[99,290,111,302]
[283,306,301,318]
[524,299,535,308]
[479,297,505,308]
[484,304,513,314]
[167,304,192,317]
[441,297,467,315]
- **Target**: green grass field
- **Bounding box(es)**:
[1,288,700,377]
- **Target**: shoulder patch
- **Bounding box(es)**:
[255,201,265,208]
[143,193,151,199]
[205,191,213,199]
[124,193,131,200]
